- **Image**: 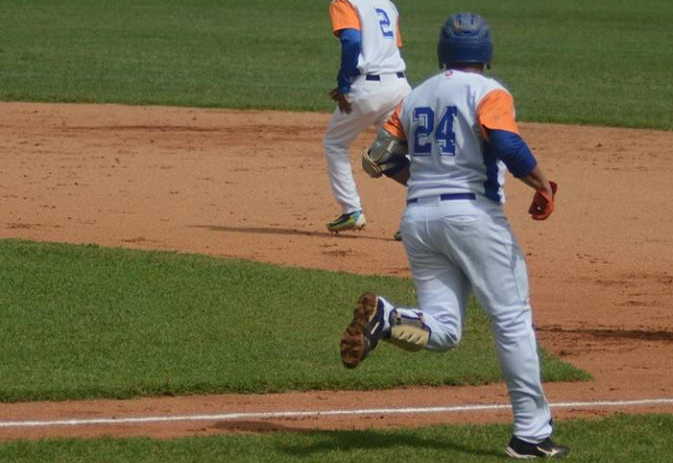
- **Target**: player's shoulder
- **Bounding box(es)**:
[476,75,516,109]
[415,71,447,89]
[481,73,509,92]
[454,71,511,100]
[452,70,507,90]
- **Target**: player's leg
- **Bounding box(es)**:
[395,209,471,352]
[339,264,468,367]
[323,101,380,232]
[449,200,554,444]
[324,76,409,233]
[383,201,473,352]
[324,108,365,216]
[339,202,471,368]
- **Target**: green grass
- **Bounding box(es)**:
[1,414,672,462]
[1,0,672,129]
[0,239,588,402]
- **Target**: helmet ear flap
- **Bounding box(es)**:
[437,12,493,68]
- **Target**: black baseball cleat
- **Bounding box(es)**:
[340,292,386,369]
[505,436,570,459]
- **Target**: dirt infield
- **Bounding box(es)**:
[1,102,672,441]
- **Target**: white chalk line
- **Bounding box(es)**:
[2,398,673,429]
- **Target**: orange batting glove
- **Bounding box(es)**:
[529,181,558,221]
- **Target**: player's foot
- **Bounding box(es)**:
[340,292,385,369]
[505,436,570,459]
[393,229,402,241]
[327,210,366,233]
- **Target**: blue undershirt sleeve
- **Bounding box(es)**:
[336,28,362,94]
[487,129,538,178]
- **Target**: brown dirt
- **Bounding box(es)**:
[1,102,672,441]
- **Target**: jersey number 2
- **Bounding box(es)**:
[376,9,394,38]
[413,106,457,156]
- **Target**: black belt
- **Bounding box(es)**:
[407,193,476,205]
[365,72,405,81]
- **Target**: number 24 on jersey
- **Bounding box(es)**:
[413,106,458,156]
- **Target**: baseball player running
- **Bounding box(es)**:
[324,0,411,234]
[340,13,569,459]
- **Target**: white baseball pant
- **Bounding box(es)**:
[389,195,553,442]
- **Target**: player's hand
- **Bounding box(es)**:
[329,88,352,114]
[528,181,557,220]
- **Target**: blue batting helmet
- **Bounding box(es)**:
[437,13,493,68]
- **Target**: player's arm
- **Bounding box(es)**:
[362,104,410,186]
[335,29,361,94]
[329,0,361,112]
[478,89,557,219]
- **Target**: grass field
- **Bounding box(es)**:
[1,0,671,460]
[1,0,672,129]
[2,414,673,462]
[0,239,587,402]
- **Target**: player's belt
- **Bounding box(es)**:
[365,72,405,81]
[407,193,476,204]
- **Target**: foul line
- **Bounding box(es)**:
[1,398,673,429]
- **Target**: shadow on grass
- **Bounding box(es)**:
[212,421,503,459]
[280,428,503,459]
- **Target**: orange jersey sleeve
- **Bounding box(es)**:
[477,89,520,134]
[329,0,361,36]
[383,104,406,140]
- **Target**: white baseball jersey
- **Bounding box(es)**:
[385,70,520,203]
[330,0,406,76]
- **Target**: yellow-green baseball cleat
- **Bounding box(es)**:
[326,210,366,233]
